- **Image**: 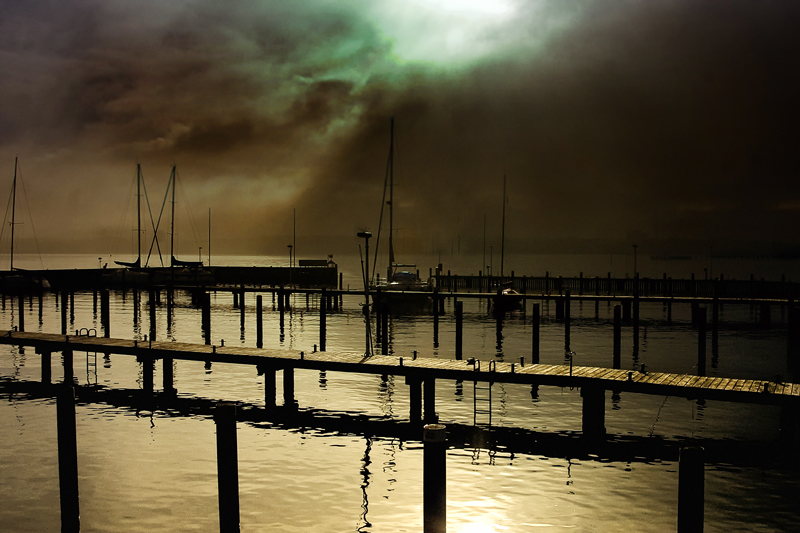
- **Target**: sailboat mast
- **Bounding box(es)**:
[170,165,176,266]
[388,117,394,271]
[500,173,506,279]
[10,157,17,271]
[136,163,142,265]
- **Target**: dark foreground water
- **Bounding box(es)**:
[1,254,799,532]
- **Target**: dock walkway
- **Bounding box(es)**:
[2,330,798,437]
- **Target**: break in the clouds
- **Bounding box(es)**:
[1,0,799,261]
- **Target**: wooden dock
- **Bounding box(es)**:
[2,329,798,439]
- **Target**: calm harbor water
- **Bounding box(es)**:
[2,254,800,532]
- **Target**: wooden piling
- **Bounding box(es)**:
[163,358,174,393]
[256,295,263,349]
[424,378,437,423]
[633,276,640,351]
[555,297,564,320]
[61,290,68,335]
[41,351,51,383]
[564,290,571,351]
[622,299,631,321]
[203,293,211,345]
[455,301,463,360]
[320,289,327,352]
[57,385,80,533]
[214,402,240,533]
[698,308,707,376]
[581,386,605,439]
[63,349,74,384]
[613,305,621,369]
[283,367,295,407]
[142,357,154,392]
[17,295,24,332]
[101,289,110,338]
[407,376,422,423]
[263,365,276,409]
[532,303,540,364]
[678,447,704,533]
[423,423,447,533]
[239,291,246,329]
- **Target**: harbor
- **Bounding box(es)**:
[2,254,800,531]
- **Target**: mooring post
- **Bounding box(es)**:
[214,402,240,533]
[555,296,564,320]
[678,446,704,533]
[581,385,605,439]
[613,305,621,369]
[283,366,295,407]
[375,290,383,341]
[142,358,154,393]
[698,308,707,376]
[711,290,719,355]
[319,288,327,352]
[41,350,51,383]
[432,290,439,348]
[203,293,211,345]
[57,384,80,533]
[61,290,69,335]
[17,295,24,332]
[455,300,463,360]
[423,423,447,533]
[263,365,276,409]
[407,376,422,423]
[63,349,74,384]
[256,295,263,349]
[239,291,246,330]
[564,289,571,351]
[424,378,437,423]
[278,288,285,330]
[149,289,157,342]
[532,303,540,364]
[101,289,110,338]
[633,275,640,351]
[163,357,174,394]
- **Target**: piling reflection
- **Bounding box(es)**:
[357,435,373,532]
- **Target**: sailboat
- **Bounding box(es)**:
[110,164,210,286]
[115,163,144,269]
[0,157,50,293]
[371,119,431,298]
[493,174,522,313]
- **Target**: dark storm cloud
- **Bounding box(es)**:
[1,0,799,257]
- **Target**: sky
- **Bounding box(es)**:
[1,0,799,262]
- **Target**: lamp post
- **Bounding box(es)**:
[633,244,638,277]
[199,247,202,264]
[357,231,372,356]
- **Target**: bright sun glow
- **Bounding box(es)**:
[417,0,516,16]
[369,0,520,65]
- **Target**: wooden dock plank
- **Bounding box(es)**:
[1,330,798,405]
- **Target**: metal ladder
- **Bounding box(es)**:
[77,328,98,386]
[472,360,495,427]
